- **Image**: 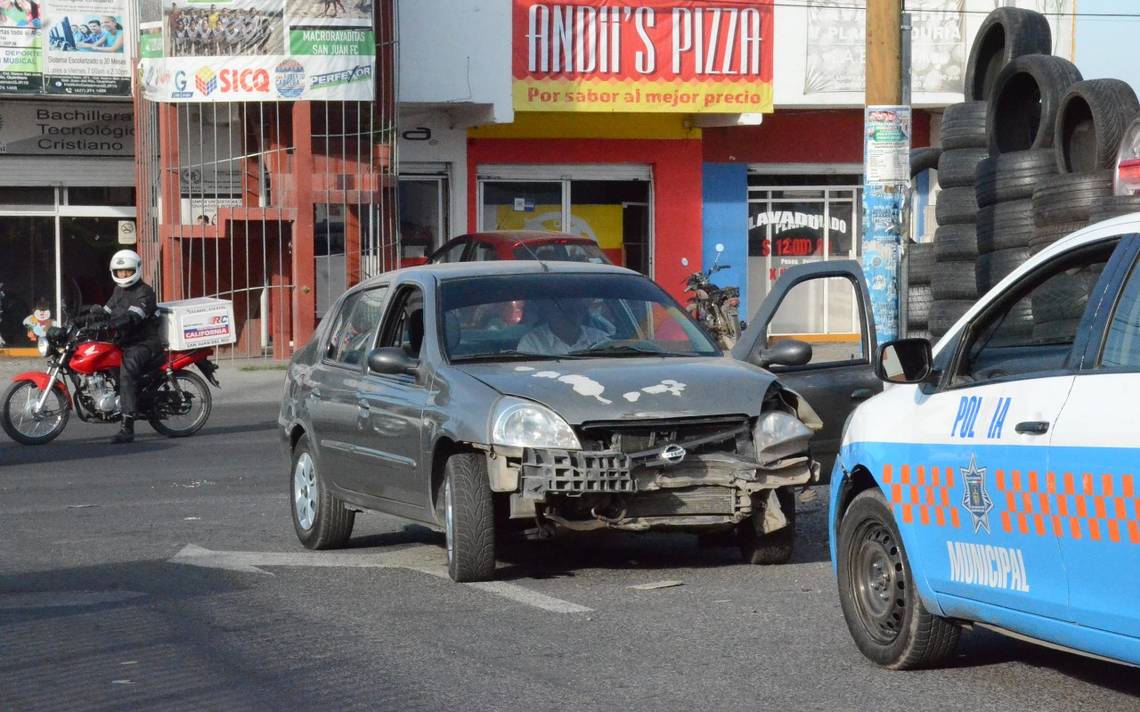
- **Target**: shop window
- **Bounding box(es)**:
[0,187,55,206]
[68,187,136,206]
[481,182,563,232]
[0,217,57,348]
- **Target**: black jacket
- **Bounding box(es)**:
[103,281,164,349]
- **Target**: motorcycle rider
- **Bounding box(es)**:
[81,250,163,444]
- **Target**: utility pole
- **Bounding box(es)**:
[861,0,911,345]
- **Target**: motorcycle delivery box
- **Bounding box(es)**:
[157,297,237,351]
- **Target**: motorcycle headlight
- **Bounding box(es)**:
[490,397,581,450]
[37,338,49,356]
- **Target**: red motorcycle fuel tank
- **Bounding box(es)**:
[69,341,122,374]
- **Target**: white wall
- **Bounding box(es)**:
[396,0,513,125]
[773,0,1075,109]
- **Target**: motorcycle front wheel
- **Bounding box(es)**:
[148,370,212,438]
[1,380,70,445]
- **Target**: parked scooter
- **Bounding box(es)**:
[1,320,220,445]
[682,243,741,350]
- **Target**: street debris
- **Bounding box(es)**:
[628,580,684,591]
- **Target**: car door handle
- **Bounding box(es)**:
[851,388,875,401]
[1015,421,1049,435]
[357,400,370,411]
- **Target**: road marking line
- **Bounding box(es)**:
[168,543,592,613]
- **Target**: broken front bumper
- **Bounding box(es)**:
[519,446,817,532]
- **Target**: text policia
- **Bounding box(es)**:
[524,4,765,77]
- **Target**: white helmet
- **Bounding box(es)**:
[110,249,142,288]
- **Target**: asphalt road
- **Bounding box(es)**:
[1,360,1137,711]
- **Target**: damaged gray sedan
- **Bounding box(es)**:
[279,262,821,582]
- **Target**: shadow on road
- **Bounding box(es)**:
[0,438,175,466]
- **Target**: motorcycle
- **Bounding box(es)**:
[682,244,741,350]
[1,320,221,445]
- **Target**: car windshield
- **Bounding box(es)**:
[440,273,719,362]
[512,241,610,263]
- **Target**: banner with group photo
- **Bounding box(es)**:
[138,0,375,102]
[512,0,774,113]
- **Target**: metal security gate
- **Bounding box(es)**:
[131,0,399,359]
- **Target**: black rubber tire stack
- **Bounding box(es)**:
[931,104,987,338]
[905,242,934,340]
[1030,79,1140,253]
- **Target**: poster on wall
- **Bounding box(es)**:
[512,0,775,113]
[805,0,964,95]
[138,0,375,102]
[0,26,42,94]
[42,0,133,95]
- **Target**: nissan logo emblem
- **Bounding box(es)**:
[660,444,686,465]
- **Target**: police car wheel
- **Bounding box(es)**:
[837,488,960,669]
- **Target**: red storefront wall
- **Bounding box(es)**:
[466,137,703,301]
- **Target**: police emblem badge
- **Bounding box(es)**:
[961,454,993,534]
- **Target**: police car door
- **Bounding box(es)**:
[908,239,1123,621]
[734,260,881,483]
[1048,237,1140,642]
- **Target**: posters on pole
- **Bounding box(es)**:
[862,105,911,344]
[805,0,965,95]
[138,0,375,102]
[42,0,132,95]
[864,106,911,185]
[511,0,775,113]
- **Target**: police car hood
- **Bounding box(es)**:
[456,356,775,425]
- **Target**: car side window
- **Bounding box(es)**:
[950,244,1114,385]
[473,242,498,261]
[378,286,426,361]
[1100,255,1140,369]
[765,276,866,368]
[325,287,388,366]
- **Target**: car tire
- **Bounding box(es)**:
[1033,318,1082,342]
[1029,220,1087,255]
[1031,171,1114,226]
[931,260,978,300]
[975,150,1058,206]
[965,7,1052,102]
[1089,194,1140,224]
[907,285,932,329]
[443,452,496,582]
[934,224,978,261]
[977,247,1031,293]
[1055,79,1140,173]
[837,488,961,669]
[988,55,1083,155]
[930,299,974,338]
[1032,270,1100,324]
[738,487,796,565]
[907,328,933,342]
[935,187,979,225]
[937,148,987,189]
[912,147,942,178]
[977,200,1035,253]
[940,102,989,150]
[908,243,935,286]
[291,435,355,550]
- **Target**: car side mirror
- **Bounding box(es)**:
[367,347,419,376]
[754,339,812,368]
[875,338,933,384]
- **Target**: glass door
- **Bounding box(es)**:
[398,175,449,259]
[0,216,57,349]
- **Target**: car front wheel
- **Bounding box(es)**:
[443,453,495,582]
[836,488,960,669]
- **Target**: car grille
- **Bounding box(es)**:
[522,448,635,495]
[576,416,751,464]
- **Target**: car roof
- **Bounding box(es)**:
[354,258,638,290]
[457,231,599,245]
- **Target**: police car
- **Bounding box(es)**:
[829,212,1140,669]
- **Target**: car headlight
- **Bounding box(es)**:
[37,338,49,356]
[490,397,581,450]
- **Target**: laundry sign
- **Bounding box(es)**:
[512,0,774,113]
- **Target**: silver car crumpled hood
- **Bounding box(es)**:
[455,356,777,425]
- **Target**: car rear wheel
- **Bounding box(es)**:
[737,487,796,565]
[444,453,496,582]
[291,435,355,549]
[837,488,959,669]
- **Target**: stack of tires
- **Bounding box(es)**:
[905,242,934,339]
[1036,79,1140,248]
[930,102,987,337]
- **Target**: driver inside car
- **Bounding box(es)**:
[517,298,610,355]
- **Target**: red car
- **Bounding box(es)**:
[424,231,614,265]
